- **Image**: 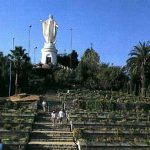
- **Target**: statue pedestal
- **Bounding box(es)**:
[41,43,57,65]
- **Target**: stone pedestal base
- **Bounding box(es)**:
[41,43,57,65]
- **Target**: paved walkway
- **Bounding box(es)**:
[26,90,77,150]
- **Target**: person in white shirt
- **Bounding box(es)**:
[51,111,56,126]
[0,139,3,150]
[42,101,46,112]
[58,109,64,124]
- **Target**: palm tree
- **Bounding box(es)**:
[0,52,10,96]
[8,46,30,94]
[127,42,150,96]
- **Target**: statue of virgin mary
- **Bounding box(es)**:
[42,15,58,44]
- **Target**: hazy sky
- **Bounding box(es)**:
[0,0,150,66]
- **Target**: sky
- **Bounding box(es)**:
[0,0,150,66]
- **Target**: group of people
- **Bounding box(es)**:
[51,109,64,125]
[41,100,65,126]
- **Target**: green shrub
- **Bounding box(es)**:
[73,128,83,140]
[3,123,11,130]
[0,97,6,104]
[11,135,18,141]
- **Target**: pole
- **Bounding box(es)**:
[90,43,93,50]
[70,28,73,51]
[34,47,37,64]
[9,60,11,96]
[28,25,32,55]
[70,28,73,68]
[9,37,15,96]
[13,37,15,49]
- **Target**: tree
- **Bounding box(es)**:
[54,68,74,87]
[76,48,100,87]
[57,54,70,67]
[0,52,10,96]
[127,42,150,96]
[97,63,128,91]
[69,50,79,69]
[8,46,30,94]
[57,50,79,69]
[81,48,100,67]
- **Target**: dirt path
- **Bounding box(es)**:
[40,90,62,113]
[44,90,59,102]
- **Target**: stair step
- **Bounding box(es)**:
[33,128,70,131]
[27,142,77,150]
[28,141,76,146]
[30,138,73,142]
[26,145,77,150]
[35,118,68,123]
[30,135,73,139]
[33,129,70,131]
[33,124,70,131]
[31,130,73,134]
[33,124,70,130]
[34,122,70,126]
[30,136,73,139]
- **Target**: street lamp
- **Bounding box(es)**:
[28,25,32,55]
[90,43,93,50]
[9,59,11,96]
[70,28,73,51]
[8,37,15,96]
[13,37,15,49]
[70,28,73,68]
[34,46,37,64]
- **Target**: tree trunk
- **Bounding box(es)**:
[129,80,133,94]
[15,72,18,95]
[141,74,146,97]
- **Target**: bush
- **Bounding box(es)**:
[3,123,11,130]
[73,128,83,140]
[0,97,6,104]
[11,135,18,141]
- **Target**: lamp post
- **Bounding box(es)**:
[70,28,73,68]
[28,25,32,55]
[34,46,37,64]
[70,28,73,51]
[9,59,11,96]
[8,37,15,96]
[13,37,15,49]
[90,43,93,50]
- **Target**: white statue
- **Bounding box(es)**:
[42,15,58,44]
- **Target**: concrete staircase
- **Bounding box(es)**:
[26,97,77,150]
